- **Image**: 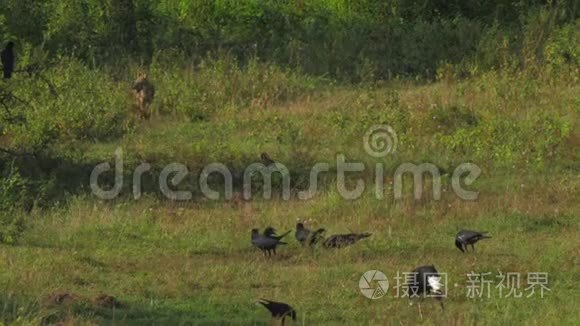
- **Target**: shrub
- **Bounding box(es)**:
[0,167,28,244]
[149,53,321,120]
[434,112,571,169]
[544,21,580,80]
[1,57,130,155]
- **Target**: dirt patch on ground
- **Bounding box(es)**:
[92,294,123,309]
[42,292,79,307]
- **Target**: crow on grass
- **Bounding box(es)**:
[455,230,491,252]
[407,265,445,314]
[251,227,289,256]
[323,232,371,249]
[263,226,291,241]
[257,298,296,325]
[295,222,326,247]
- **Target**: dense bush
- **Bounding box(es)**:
[0,57,130,156]
[0,167,27,244]
[148,53,321,120]
[1,1,577,79]
[434,111,571,169]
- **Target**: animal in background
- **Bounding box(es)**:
[1,42,15,79]
[132,72,155,119]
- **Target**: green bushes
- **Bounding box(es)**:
[427,104,479,135]
[544,21,580,79]
[468,7,579,79]
[0,57,130,215]
[0,168,27,244]
[149,53,320,120]
[0,0,576,209]
[434,112,571,169]
[2,1,577,80]
[1,57,130,155]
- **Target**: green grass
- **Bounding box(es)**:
[1,2,578,324]
[0,70,579,324]
[0,187,578,324]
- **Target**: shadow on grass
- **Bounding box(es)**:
[1,294,265,325]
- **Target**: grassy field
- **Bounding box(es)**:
[0,71,578,325]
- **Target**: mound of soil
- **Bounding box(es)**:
[42,292,78,307]
[93,294,123,309]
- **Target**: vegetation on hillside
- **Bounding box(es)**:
[0,0,578,324]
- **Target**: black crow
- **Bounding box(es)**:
[407,265,445,311]
[455,230,491,252]
[251,228,287,256]
[295,222,326,246]
[1,42,15,79]
[323,232,371,248]
[257,298,296,325]
[260,152,275,166]
[263,226,291,241]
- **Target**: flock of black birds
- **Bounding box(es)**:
[251,222,373,324]
[251,223,374,257]
[253,225,491,323]
[0,55,496,322]
[253,153,493,323]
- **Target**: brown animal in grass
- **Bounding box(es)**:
[132,72,155,119]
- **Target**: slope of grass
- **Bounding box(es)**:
[0,185,578,324]
[0,74,578,324]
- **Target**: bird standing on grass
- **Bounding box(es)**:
[260,152,276,166]
[295,222,326,247]
[1,41,15,79]
[455,230,491,252]
[407,265,445,315]
[263,226,291,241]
[257,298,296,325]
[251,227,290,256]
[323,232,371,248]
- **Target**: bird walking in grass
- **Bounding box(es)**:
[251,227,290,256]
[263,226,291,241]
[295,222,326,247]
[407,265,445,316]
[1,41,15,79]
[455,230,491,252]
[260,152,276,166]
[257,298,296,325]
[322,232,371,248]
